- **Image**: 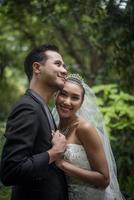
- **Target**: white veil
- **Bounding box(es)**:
[52,74,125,200]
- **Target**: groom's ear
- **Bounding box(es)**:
[32,62,41,75]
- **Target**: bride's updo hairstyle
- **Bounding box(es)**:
[66,74,85,102]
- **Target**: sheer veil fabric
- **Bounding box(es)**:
[52,76,125,200]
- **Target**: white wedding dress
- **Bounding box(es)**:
[64,144,123,200]
[64,144,105,200]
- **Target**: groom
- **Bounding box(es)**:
[0,44,68,200]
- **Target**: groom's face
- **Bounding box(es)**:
[40,50,67,91]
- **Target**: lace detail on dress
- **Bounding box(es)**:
[64,144,91,170]
[64,144,105,200]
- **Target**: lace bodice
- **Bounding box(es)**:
[64,144,105,200]
[64,144,91,170]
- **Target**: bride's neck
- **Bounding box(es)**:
[59,115,77,129]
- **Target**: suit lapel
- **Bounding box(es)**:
[27,89,56,132]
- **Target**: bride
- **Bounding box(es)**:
[52,74,125,200]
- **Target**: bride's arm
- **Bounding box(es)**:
[56,122,110,189]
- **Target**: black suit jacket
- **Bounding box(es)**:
[0,90,68,200]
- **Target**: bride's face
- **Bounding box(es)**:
[56,81,84,118]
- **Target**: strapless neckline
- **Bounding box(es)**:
[67,143,83,147]
[64,143,105,200]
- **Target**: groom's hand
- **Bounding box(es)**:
[47,130,67,164]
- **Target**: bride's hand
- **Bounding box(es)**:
[55,159,65,169]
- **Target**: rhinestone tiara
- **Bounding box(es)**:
[66,73,84,84]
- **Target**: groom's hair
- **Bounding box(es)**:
[24,44,59,82]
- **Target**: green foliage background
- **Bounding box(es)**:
[93,85,134,199]
[0,0,134,199]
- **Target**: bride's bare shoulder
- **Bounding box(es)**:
[77,117,93,133]
[76,118,100,143]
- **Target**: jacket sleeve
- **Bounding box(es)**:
[0,103,50,186]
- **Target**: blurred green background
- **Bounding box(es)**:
[0,0,134,199]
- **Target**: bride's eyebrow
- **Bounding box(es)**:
[72,94,81,97]
[60,86,81,95]
[62,89,81,97]
[60,89,67,93]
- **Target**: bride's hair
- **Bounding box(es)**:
[66,74,85,101]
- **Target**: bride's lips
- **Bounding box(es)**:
[59,105,72,112]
